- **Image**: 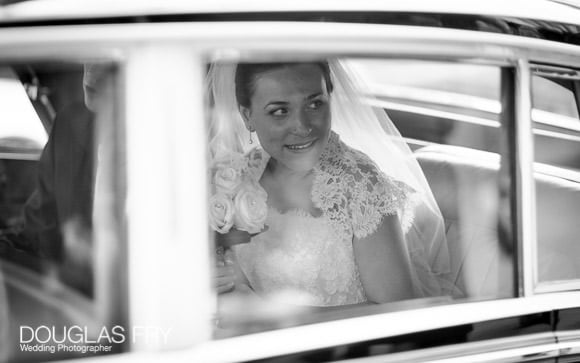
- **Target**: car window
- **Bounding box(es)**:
[531,66,580,287]
[532,73,580,119]
[348,59,501,153]
[0,60,127,362]
[208,57,515,338]
[349,59,500,102]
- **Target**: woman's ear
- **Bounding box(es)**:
[239,105,253,131]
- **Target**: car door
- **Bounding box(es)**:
[0,6,579,363]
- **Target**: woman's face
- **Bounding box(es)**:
[240,64,331,173]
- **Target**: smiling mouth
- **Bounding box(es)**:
[285,139,316,151]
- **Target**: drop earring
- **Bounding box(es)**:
[248,129,254,144]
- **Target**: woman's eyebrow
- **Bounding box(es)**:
[263,101,288,109]
[307,92,323,99]
[263,92,324,108]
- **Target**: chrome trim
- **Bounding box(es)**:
[0,23,579,67]
[334,332,557,363]
[555,333,580,361]
[34,293,580,363]
[535,280,580,293]
[515,59,537,297]
[175,292,580,362]
[557,330,580,342]
[558,341,580,360]
[557,331,580,360]
[427,345,559,363]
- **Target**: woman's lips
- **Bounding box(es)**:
[285,139,316,151]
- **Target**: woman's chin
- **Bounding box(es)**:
[267,138,328,173]
[282,140,327,171]
[280,153,321,172]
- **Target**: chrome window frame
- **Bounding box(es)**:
[530,62,580,294]
[514,59,537,297]
[1,20,580,361]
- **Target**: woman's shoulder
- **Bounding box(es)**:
[318,133,414,203]
[314,133,419,238]
[346,144,413,203]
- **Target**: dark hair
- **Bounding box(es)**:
[235,62,334,108]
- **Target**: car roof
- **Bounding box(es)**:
[0,0,579,26]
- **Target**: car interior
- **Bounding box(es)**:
[0,63,85,269]
[416,143,580,297]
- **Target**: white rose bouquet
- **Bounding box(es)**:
[209,152,268,241]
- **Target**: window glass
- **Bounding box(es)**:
[532,75,579,119]
[348,59,501,153]
[208,57,514,338]
[349,59,500,100]
[532,68,580,285]
[0,61,126,361]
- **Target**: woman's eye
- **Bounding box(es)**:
[308,99,325,110]
[270,108,288,116]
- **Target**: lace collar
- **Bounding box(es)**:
[247,130,414,239]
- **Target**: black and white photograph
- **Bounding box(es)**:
[0,0,579,362]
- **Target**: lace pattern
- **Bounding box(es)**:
[236,132,418,306]
[235,208,366,306]
[313,132,416,239]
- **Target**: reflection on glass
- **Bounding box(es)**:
[532,70,580,285]
[348,59,502,154]
[207,58,511,337]
[532,75,579,119]
[0,61,124,362]
[533,135,580,283]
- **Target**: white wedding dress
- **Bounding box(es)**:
[233,132,422,306]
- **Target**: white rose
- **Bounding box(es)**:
[233,183,268,234]
[209,193,235,233]
[214,166,242,195]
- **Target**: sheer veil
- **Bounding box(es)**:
[207,59,459,298]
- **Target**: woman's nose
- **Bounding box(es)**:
[291,110,312,136]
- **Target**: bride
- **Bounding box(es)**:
[208,59,458,307]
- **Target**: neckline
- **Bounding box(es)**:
[268,206,323,219]
[248,132,342,219]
